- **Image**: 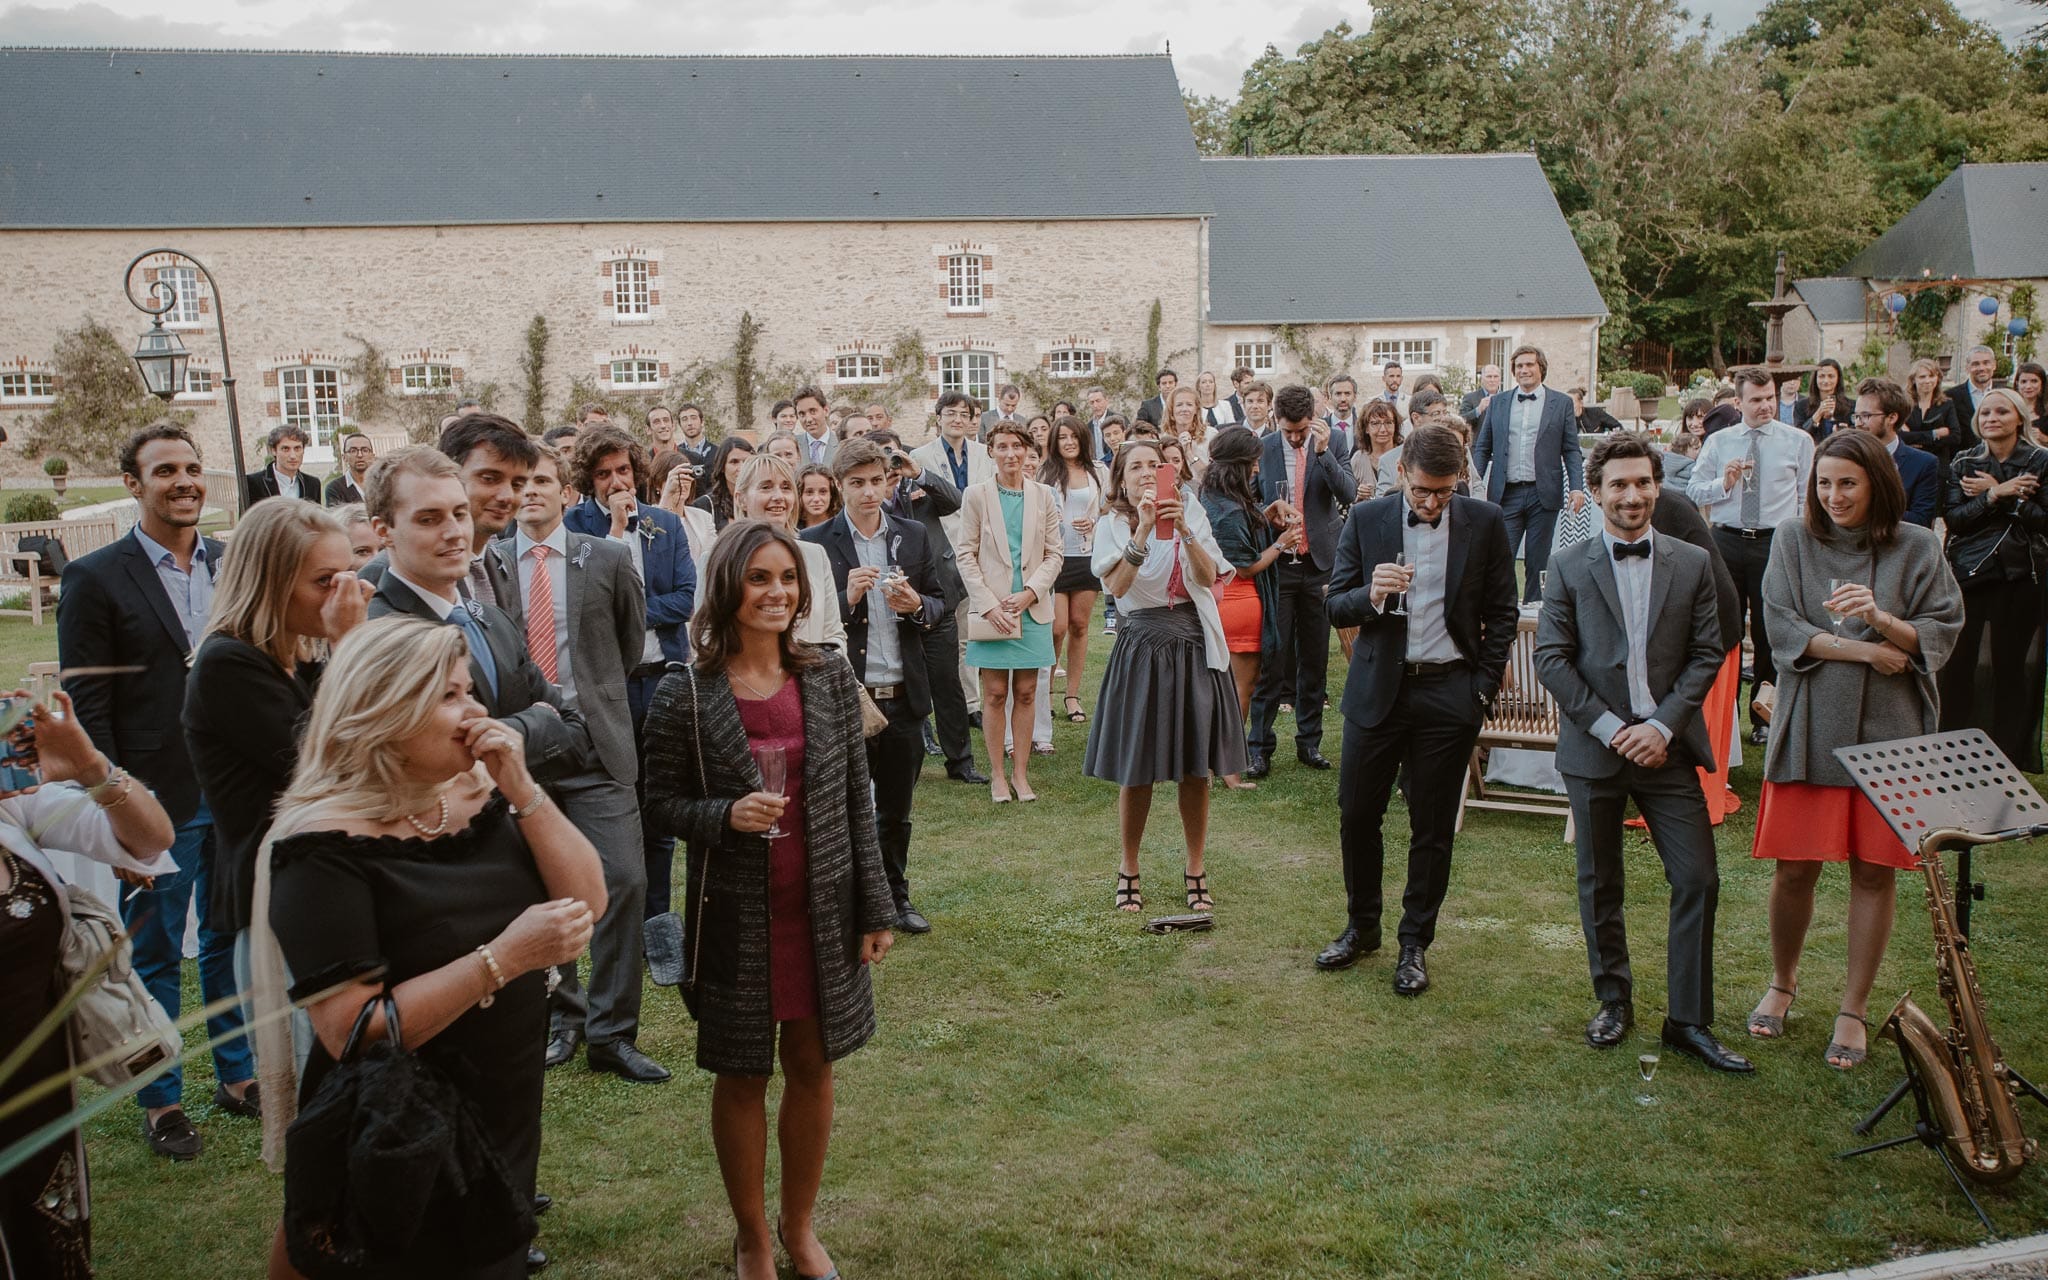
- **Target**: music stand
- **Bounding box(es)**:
[1830,730,2048,1231]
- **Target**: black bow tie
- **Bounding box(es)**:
[1517,392,1538,402]
[1611,539,1651,560]
[1407,510,1441,529]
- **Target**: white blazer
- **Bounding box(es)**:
[910,435,995,547]
[957,479,1062,640]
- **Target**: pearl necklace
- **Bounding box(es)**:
[405,796,450,838]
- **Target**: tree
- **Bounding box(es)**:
[519,315,549,432]
[1183,91,1232,156]
[25,319,190,466]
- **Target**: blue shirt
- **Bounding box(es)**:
[131,526,214,651]
[943,439,971,493]
[844,513,905,687]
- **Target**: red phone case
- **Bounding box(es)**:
[1154,462,1179,540]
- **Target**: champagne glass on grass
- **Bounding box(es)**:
[753,744,788,839]
[1636,1052,1660,1106]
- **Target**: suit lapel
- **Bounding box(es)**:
[1586,537,1625,632]
[990,489,1015,570]
[562,533,587,623]
[117,533,193,655]
[1646,535,1676,633]
[1443,500,1470,615]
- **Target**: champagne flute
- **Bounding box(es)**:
[1636,1052,1660,1106]
[1826,578,1853,632]
[1286,511,1304,565]
[1390,552,1411,617]
[753,744,788,839]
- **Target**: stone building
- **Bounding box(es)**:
[1786,277,1875,365]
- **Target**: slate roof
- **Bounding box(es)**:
[1792,277,1871,325]
[1202,154,1609,324]
[0,48,1211,228]
[1840,163,2048,281]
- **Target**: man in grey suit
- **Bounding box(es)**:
[794,385,839,469]
[1473,344,1587,602]
[1459,363,1503,426]
[1535,433,1753,1074]
[488,450,672,1084]
[978,383,1025,440]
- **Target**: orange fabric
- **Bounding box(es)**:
[1697,647,1740,825]
[1217,575,1263,653]
[1750,780,1915,870]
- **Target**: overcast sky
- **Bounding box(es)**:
[0,0,2037,98]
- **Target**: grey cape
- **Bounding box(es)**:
[1760,519,1963,788]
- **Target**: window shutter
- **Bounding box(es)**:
[600,261,612,277]
[982,284,995,300]
[646,261,660,278]
[263,369,278,388]
[603,290,614,309]
[1041,353,1051,368]
[143,267,157,283]
[927,356,939,372]
[387,367,401,385]
[648,290,661,306]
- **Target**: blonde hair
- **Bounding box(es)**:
[734,451,801,530]
[1169,385,1204,440]
[203,499,347,668]
[1908,358,1949,407]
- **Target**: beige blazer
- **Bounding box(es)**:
[957,478,1062,641]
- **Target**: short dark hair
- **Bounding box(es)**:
[455,398,483,413]
[1231,367,1254,384]
[1856,376,1911,426]
[1330,375,1357,391]
[1274,385,1315,424]
[998,383,1021,399]
[1401,424,1467,480]
[770,398,796,421]
[1731,367,1776,397]
[1156,368,1178,386]
[832,437,889,482]
[439,414,540,471]
[864,429,903,450]
[986,420,1033,450]
[1243,380,1273,402]
[541,424,579,447]
[1807,430,1905,546]
[119,423,200,477]
[934,390,975,418]
[792,385,828,411]
[676,401,705,420]
[1586,431,1663,491]
[573,425,650,495]
[577,402,608,424]
[1507,345,1549,379]
[1408,389,1448,419]
[689,520,820,675]
[266,424,309,451]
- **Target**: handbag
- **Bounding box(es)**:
[55,881,182,1087]
[284,993,535,1277]
[856,683,888,739]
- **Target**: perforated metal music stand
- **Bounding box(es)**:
[1832,730,2048,1230]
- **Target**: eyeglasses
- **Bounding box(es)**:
[1850,412,1884,424]
[1408,483,1458,501]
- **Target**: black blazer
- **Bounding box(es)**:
[243,467,322,506]
[801,515,944,718]
[1136,394,1166,426]
[886,468,967,612]
[323,472,366,507]
[58,528,225,826]
[1902,399,1971,461]
[1256,428,1355,572]
[367,573,594,782]
[1326,495,1518,731]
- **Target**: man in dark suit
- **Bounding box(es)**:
[59,423,253,1158]
[242,424,323,507]
[1459,363,1504,426]
[978,382,1025,440]
[1324,373,1362,448]
[562,425,697,929]
[1855,376,1938,527]
[1136,367,1176,426]
[1318,425,1518,993]
[1473,344,1587,602]
[1571,386,1625,434]
[867,427,987,784]
[1535,433,1752,1074]
[1246,384,1353,778]
[490,448,669,1083]
[1946,344,1999,428]
[803,438,946,934]
[324,431,375,506]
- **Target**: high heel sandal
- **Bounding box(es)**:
[1185,871,1214,913]
[1115,872,1143,912]
[1747,983,1796,1038]
[776,1218,841,1280]
[1064,695,1088,723]
[1826,1012,1870,1070]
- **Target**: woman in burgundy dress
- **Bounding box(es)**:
[644,520,895,1280]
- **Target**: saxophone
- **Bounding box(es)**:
[1882,828,2036,1184]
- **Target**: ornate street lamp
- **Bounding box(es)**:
[123,249,249,514]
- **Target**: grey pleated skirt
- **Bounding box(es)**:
[1083,602,1250,786]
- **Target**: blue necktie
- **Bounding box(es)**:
[450,603,500,703]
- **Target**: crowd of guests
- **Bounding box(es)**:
[3,339,2042,1275]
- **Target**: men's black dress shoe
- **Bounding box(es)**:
[543,1027,582,1071]
[143,1108,203,1160]
[588,1039,673,1083]
[527,1244,548,1273]
[947,763,990,785]
[1585,999,1634,1048]
[1314,925,1380,971]
[1244,752,1271,781]
[1296,748,1333,771]
[1661,1019,1756,1073]
[213,1080,261,1119]
[922,722,943,757]
[897,904,932,935]
[533,1193,552,1216]
[968,710,982,729]
[1393,945,1429,997]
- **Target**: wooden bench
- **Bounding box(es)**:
[0,518,120,625]
[1457,614,1575,838]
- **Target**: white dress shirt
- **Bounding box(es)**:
[1507,385,1544,483]
[514,524,574,699]
[844,513,906,687]
[1398,506,1459,662]
[607,504,667,666]
[272,465,306,498]
[1589,528,1673,747]
[1687,419,1815,528]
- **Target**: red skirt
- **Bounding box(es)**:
[1217,575,1262,653]
[1750,780,1915,870]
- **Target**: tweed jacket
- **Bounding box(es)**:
[642,654,895,1076]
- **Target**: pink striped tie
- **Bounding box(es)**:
[526,546,559,683]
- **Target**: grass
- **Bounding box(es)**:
[15,608,2048,1278]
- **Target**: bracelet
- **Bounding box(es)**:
[1122,541,1149,566]
[509,789,552,821]
[475,945,507,1008]
[88,766,132,810]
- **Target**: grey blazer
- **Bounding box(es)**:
[1534,533,1725,778]
[484,531,647,786]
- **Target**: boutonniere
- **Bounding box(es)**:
[636,515,663,543]
[464,598,485,620]
[571,543,592,570]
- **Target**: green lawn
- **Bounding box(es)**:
[21,610,2048,1278]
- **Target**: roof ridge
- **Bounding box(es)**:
[0,46,1172,62]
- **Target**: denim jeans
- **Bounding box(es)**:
[119,814,252,1109]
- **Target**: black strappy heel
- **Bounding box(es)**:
[1185,871,1214,913]
[1115,872,1143,913]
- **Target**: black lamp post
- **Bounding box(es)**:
[123,249,248,515]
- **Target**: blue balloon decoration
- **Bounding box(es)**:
[1887,292,1907,314]
[2012,317,2031,338]
[1979,296,2000,316]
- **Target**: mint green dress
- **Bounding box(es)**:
[965,486,1055,670]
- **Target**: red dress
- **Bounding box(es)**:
[735,678,818,1022]
[1751,780,1915,870]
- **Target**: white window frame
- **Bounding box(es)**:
[279,366,344,447]
[609,359,661,387]
[1048,348,1095,379]
[175,367,218,401]
[946,255,983,313]
[1370,338,1438,370]
[400,362,455,395]
[157,265,203,327]
[1232,341,1276,374]
[612,259,650,318]
[0,372,54,403]
[834,353,885,385]
[939,351,996,405]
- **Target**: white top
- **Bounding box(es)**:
[1090,491,1230,671]
[1687,420,1814,528]
[8,782,178,885]
[607,505,668,666]
[514,524,574,700]
[797,539,848,653]
[1058,475,1102,556]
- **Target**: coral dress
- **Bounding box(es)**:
[735,678,818,1022]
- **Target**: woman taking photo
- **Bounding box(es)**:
[1745,431,1962,1069]
[658,457,718,570]
[958,421,1062,803]
[1199,427,1296,792]
[695,437,757,532]
[796,463,840,531]
[1041,416,1110,726]
[1796,359,1853,440]
[643,522,894,1280]
[729,453,846,653]
[1085,440,1245,914]
[1936,386,2048,770]
[1,689,175,1278]
[253,618,604,1278]
[1351,400,1401,501]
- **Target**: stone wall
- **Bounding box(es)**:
[1206,317,1602,400]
